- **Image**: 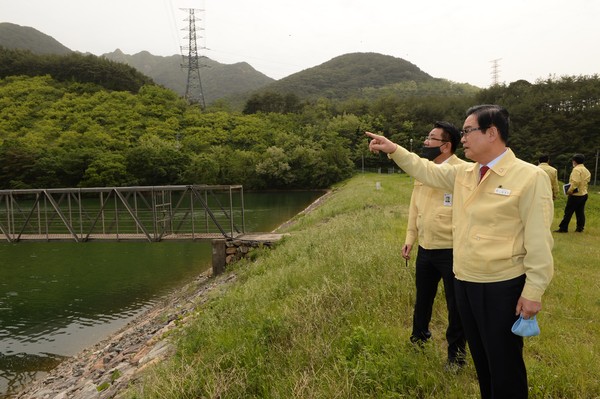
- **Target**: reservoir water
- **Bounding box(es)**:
[0,190,324,397]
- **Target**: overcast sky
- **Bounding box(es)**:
[1,0,598,88]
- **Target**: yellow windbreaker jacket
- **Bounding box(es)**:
[538,162,559,199]
[405,155,467,249]
[390,146,554,302]
[567,164,591,196]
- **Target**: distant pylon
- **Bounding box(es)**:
[181,8,206,109]
[490,58,501,86]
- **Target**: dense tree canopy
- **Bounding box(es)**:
[0,46,154,92]
[0,76,354,189]
[1,73,599,190]
[475,75,600,179]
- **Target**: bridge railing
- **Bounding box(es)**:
[0,185,245,242]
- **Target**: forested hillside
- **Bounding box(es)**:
[1,64,598,190]
[0,23,275,104]
[0,47,154,92]
[0,75,356,190]
[476,76,600,177]
[0,22,71,55]
[249,53,480,101]
[1,23,479,108]
[103,50,274,104]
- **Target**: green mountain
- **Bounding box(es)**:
[1,23,479,106]
[269,52,432,96]
[0,22,72,55]
[0,23,274,103]
[252,52,480,101]
[0,46,155,93]
[102,49,274,104]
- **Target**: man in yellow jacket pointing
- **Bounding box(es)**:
[367,104,554,399]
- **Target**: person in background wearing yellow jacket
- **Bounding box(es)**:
[403,121,467,369]
[556,153,591,233]
[538,154,559,200]
[366,104,554,399]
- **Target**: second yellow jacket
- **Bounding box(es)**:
[405,155,468,249]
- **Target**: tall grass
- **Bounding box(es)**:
[126,173,600,399]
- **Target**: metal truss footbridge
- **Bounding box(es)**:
[0,185,245,243]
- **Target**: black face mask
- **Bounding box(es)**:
[420,146,442,161]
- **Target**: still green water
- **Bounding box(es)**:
[0,190,323,397]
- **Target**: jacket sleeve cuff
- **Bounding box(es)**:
[521,284,544,303]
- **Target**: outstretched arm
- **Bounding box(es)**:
[366,131,455,192]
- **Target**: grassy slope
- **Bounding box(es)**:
[127,173,600,399]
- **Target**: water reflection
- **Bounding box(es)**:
[0,352,65,396]
[0,241,211,397]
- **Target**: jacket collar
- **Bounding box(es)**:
[487,148,515,177]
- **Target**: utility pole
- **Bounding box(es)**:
[490,58,501,86]
[181,8,206,109]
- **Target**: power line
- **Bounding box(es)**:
[164,0,181,56]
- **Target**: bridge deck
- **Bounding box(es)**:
[0,232,243,242]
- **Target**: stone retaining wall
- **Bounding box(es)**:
[212,233,287,275]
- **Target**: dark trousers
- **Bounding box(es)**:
[454,275,527,399]
[559,194,588,232]
[411,246,466,363]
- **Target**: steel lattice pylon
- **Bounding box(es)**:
[181,8,206,109]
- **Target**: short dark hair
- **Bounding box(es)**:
[466,104,510,144]
[538,154,549,163]
[433,121,461,153]
[572,154,585,164]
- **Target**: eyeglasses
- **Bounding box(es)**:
[423,136,449,143]
[460,127,484,137]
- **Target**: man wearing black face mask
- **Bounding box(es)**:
[402,121,467,369]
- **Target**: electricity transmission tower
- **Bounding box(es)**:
[490,58,501,86]
[181,8,206,109]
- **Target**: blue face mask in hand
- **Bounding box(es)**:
[511,315,540,337]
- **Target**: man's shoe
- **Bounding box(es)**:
[553,229,567,233]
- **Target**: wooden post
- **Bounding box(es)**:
[212,239,227,275]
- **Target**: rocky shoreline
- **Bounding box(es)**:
[15,270,238,399]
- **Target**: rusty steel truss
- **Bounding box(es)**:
[0,185,245,242]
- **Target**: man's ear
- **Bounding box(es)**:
[487,126,499,142]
